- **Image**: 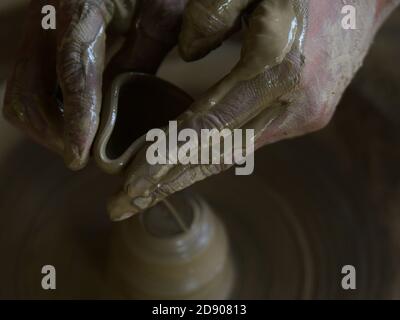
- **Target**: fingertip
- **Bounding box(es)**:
[179,0,245,62]
[110,211,135,222]
[64,140,89,171]
[62,97,100,171]
[126,175,155,199]
[108,191,137,222]
[178,24,211,61]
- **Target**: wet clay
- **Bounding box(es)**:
[237,0,298,80]
[178,0,256,61]
[179,0,302,109]
[108,194,235,299]
[94,73,193,174]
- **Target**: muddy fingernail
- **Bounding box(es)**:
[179,23,207,61]
[132,195,154,211]
[108,191,138,222]
[64,142,87,171]
[126,175,156,198]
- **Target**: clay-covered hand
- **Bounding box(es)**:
[3,0,186,170]
[109,0,400,221]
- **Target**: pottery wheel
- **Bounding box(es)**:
[0,89,399,299]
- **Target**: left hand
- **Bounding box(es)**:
[3,0,187,170]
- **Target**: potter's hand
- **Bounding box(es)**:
[3,0,186,170]
[109,0,400,221]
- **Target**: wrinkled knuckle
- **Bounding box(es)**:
[62,0,112,27]
[189,112,226,133]
[58,43,85,94]
[258,53,303,95]
[284,51,304,80]
[157,183,178,198]
[58,2,109,94]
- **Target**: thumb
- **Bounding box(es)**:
[56,0,113,170]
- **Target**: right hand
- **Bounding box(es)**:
[108,0,400,220]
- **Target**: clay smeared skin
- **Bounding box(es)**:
[2,0,399,221]
[109,0,400,221]
[57,0,114,169]
[3,0,187,170]
[109,0,306,219]
[109,0,304,220]
[178,0,256,61]
[239,0,298,80]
